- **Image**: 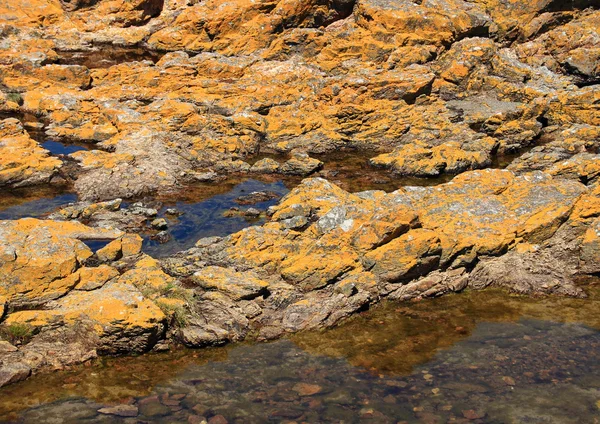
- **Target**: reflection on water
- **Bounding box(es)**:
[143,179,289,257]
[0,189,76,220]
[42,140,88,155]
[1,286,598,423]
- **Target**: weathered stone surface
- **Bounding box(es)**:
[0,219,122,307]
[580,218,600,274]
[191,267,269,300]
[97,405,139,417]
[2,0,600,388]
[5,281,166,354]
[0,362,31,388]
[0,119,61,188]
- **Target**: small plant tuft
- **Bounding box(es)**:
[0,322,33,345]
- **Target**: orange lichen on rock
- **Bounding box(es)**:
[0,119,61,187]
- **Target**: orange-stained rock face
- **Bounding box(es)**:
[4,281,166,353]
[0,218,123,307]
[0,119,61,188]
[1,0,600,386]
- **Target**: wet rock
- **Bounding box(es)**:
[139,398,171,417]
[51,198,123,220]
[0,361,31,388]
[207,415,228,424]
[292,382,322,396]
[152,218,168,230]
[97,404,139,417]
[152,230,171,244]
[235,191,281,205]
[166,208,183,216]
[244,208,261,217]
[281,151,323,176]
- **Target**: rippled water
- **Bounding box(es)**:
[1,286,598,423]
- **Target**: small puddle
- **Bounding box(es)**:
[41,140,88,155]
[81,239,113,253]
[56,47,165,69]
[143,179,290,257]
[0,283,598,423]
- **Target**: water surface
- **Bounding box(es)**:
[1,286,598,423]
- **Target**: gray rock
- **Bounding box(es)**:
[97,404,139,417]
[0,362,31,388]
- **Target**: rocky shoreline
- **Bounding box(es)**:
[1,0,600,390]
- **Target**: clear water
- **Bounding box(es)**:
[1,287,598,423]
[143,179,290,257]
[42,140,88,155]
[0,192,77,220]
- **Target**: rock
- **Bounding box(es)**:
[250,158,280,174]
[0,361,31,388]
[96,238,122,262]
[0,295,5,320]
[462,409,486,420]
[0,219,122,308]
[75,265,119,291]
[364,229,442,283]
[138,398,171,417]
[0,119,61,188]
[244,208,261,217]
[207,415,228,424]
[97,405,139,417]
[579,218,600,274]
[165,208,183,216]
[152,231,171,244]
[281,151,323,176]
[191,267,269,300]
[5,276,167,354]
[235,191,281,205]
[51,199,123,220]
[292,383,322,396]
[152,218,169,230]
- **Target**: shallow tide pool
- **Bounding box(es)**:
[1,286,598,423]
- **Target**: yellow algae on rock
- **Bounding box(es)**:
[75,265,120,291]
[0,119,61,188]
[0,219,123,307]
[118,256,177,294]
[4,282,166,353]
[192,266,269,300]
[365,229,442,283]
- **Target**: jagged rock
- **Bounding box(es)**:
[280,151,323,176]
[580,218,600,273]
[4,281,167,354]
[191,267,269,300]
[468,249,585,297]
[0,119,61,188]
[0,219,123,308]
[98,405,139,417]
[0,362,31,388]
